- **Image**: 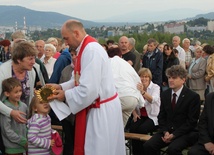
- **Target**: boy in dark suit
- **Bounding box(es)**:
[143,65,200,155]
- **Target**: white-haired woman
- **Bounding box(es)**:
[41,44,56,79]
[46,37,61,59]
[188,47,206,102]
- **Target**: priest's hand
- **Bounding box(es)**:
[48,89,65,102]
[46,83,62,90]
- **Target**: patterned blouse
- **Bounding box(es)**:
[12,69,30,105]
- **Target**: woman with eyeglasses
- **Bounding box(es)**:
[129,67,160,155]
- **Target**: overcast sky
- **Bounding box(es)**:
[1,0,214,21]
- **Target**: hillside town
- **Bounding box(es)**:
[0,16,214,40]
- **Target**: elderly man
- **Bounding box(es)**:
[182,38,193,69]
[48,20,125,155]
[128,37,141,72]
[35,40,45,60]
[172,36,186,62]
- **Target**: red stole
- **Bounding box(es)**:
[73,36,97,155]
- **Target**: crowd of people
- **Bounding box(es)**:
[0,19,213,155]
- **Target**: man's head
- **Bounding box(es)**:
[118,36,129,54]
[147,38,158,52]
[128,37,136,50]
[35,40,45,58]
[172,36,181,48]
[166,65,187,92]
[61,20,86,51]
[182,38,190,50]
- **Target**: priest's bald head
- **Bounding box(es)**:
[61,20,87,51]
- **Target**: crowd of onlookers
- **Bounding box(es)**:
[0,30,214,155]
[102,36,214,155]
[102,35,214,103]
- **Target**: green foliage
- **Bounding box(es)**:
[187,17,209,26]
[30,29,61,41]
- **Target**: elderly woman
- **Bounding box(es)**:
[129,68,160,155]
[0,41,37,123]
[41,44,57,79]
[46,37,61,59]
[107,47,145,127]
[188,47,206,101]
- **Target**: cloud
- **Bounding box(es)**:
[0,0,214,21]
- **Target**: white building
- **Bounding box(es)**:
[187,25,207,32]
[164,23,184,34]
[207,21,214,32]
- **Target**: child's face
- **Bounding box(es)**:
[5,86,22,104]
[34,102,50,116]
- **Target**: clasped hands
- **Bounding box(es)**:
[205,142,214,155]
[162,131,174,143]
[137,83,144,94]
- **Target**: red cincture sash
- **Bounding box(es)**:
[74,36,96,155]
[74,36,117,155]
[74,36,118,155]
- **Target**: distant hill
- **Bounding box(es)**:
[194,12,214,20]
[98,8,208,23]
[0,5,213,29]
[0,5,101,28]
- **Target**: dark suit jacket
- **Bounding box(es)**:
[142,48,163,87]
[158,86,200,139]
[198,92,214,144]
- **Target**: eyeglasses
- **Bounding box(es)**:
[141,75,149,78]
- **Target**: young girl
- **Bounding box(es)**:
[27,96,55,155]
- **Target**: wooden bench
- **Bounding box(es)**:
[125,132,152,142]
[51,125,63,131]
[125,132,152,155]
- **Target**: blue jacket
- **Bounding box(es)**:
[49,48,71,84]
[142,48,163,87]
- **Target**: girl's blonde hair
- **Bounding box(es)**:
[28,96,40,119]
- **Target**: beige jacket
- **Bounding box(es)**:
[205,53,214,82]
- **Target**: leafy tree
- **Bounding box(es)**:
[187,17,209,26]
